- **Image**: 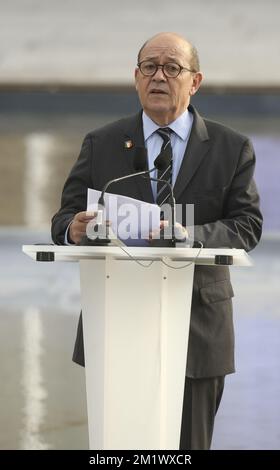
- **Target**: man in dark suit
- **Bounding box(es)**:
[51,32,262,449]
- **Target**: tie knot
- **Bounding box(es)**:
[156,127,171,145]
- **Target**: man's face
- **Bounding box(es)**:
[135,35,202,126]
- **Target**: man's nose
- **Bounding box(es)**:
[152,66,166,80]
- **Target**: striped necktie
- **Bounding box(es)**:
[156,127,173,206]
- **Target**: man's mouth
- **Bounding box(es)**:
[149,89,168,95]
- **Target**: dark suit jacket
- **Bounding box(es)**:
[51,105,262,378]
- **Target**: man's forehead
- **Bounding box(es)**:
[141,44,188,60]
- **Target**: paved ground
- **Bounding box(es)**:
[0,229,279,449]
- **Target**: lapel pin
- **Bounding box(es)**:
[124,139,133,149]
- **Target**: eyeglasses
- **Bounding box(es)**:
[137,60,196,78]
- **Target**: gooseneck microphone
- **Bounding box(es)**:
[81,147,163,245]
[80,146,180,246]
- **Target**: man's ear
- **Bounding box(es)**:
[135,68,139,90]
[190,72,203,96]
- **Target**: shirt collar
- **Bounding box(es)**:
[142,108,193,142]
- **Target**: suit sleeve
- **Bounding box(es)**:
[51,134,92,245]
[193,139,263,251]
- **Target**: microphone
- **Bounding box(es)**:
[154,147,171,172]
[98,146,172,205]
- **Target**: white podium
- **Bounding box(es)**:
[23,245,251,450]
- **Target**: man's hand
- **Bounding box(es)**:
[173,222,189,241]
[69,211,97,244]
[149,220,189,241]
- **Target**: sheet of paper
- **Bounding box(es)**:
[87,189,160,244]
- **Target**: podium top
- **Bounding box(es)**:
[22,245,252,266]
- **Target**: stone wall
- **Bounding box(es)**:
[0,0,279,86]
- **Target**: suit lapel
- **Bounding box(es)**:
[122,111,154,203]
[174,106,210,201]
